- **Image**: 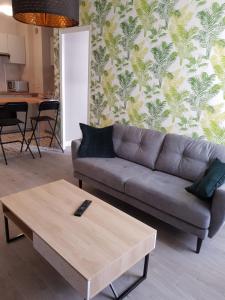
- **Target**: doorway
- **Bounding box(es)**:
[60,26,90,149]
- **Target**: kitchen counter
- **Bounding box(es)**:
[0,91,31,96]
[0,97,44,104]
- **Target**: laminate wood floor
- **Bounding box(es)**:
[0,149,224,300]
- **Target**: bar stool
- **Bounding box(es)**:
[0,102,34,165]
[26,100,64,157]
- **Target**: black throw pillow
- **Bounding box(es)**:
[78,123,115,158]
[185,158,225,200]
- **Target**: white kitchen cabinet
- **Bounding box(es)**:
[7,34,26,64]
[0,33,8,54]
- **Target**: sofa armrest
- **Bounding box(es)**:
[71,139,81,161]
[208,185,225,238]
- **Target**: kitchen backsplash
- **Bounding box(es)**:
[0,56,22,92]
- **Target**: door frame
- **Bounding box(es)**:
[59,25,91,149]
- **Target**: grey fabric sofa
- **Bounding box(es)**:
[71,124,225,253]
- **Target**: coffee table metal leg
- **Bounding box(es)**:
[109,254,150,300]
[4,216,25,243]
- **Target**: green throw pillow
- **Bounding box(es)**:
[186,158,225,200]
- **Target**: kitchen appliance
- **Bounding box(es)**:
[7,80,29,92]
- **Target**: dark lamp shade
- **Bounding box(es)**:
[12,0,79,28]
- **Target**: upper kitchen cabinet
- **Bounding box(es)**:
[7,34,26,64]
[0,33,8,54]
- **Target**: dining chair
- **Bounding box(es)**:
[0,102,35,165]
[26,100,64,157]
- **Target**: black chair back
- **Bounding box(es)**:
[39,101,59,112]
[26,100,63,158]
[4,102,28,112]
[0,101,34,165]
[0,102,28,120]
[0,107,15,120]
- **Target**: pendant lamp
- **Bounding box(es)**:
[12,0,79,28]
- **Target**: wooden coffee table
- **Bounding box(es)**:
[0,180,156,300]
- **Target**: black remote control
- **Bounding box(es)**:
[74,200,92,217]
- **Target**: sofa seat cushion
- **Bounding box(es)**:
[125,171,211,229]
[74,157,151,192]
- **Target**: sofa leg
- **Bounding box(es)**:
[196,238,203,254]
[79,180,82,189]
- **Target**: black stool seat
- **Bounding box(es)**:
[0,118,23,127]
[31,115,55,122]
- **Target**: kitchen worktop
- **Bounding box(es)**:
[0,96,45,104]
[0,91,31,96]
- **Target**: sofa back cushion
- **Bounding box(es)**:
[113,124,165,169]
[155,134,225,182]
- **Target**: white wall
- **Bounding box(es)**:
[0,1,54,94]
[61,29,90,147]
[0,1,20,34]
[20,26,54,94]
[42,28,54,94]
[0,4,24,91]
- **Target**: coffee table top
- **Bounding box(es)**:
[0,180,156,281]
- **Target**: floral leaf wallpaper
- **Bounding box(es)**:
[79,0,225,143]
[53,29,60,99]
